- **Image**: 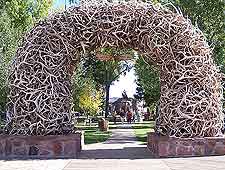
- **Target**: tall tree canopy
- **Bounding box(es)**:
[134,57,160,108]
[72,63,103,116]
[82,49,133,117]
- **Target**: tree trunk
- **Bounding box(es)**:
[105,83,110,118]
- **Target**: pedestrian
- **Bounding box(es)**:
[112,111,117,124]
[127,109,133,124]
[120,109,125,124]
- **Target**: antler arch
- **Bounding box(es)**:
[5,1,223,137]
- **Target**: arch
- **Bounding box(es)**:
[5,2,223,137]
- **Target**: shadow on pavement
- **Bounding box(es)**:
[78,146,154,159]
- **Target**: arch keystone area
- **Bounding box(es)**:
[5,1,223,138]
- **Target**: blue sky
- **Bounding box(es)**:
[53,0,79,9]
[52,0,137,98]
[53,0,66,9]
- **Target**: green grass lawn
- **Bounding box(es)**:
[76,125,112,144]
[133,121,155,144]
[84,129,112,144]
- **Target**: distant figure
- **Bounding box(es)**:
[122,90,128,99]
[112,111,117,124]
[120,109,126,124]
[144,108,150,121]
[127,109,133,124]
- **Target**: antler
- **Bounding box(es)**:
[5,1,223,137]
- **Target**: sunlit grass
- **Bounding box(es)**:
[133,121,155,144]
[76,125,112,144]
[84,129,112,144]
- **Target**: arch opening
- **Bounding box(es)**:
[5,2,223,137]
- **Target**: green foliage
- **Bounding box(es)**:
[82,49,133,117]
[2,0,52,31]
[72,64,103,116]
[89,59,125,86]
[73,53,132,117]
[83,50,133,87]
[78,80,103,116]
[0,12,18,113]
[134,57,160,107]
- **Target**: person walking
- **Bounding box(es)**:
[127,109,133,124]
[120,109,125,124]
[112,111,117,124]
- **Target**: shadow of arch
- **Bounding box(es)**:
[5,1,223,137]
[78,147,154,159]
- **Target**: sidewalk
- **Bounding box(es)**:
[64,124,169,170]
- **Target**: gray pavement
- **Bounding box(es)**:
[1,124,225,170]
[78,124,152,159]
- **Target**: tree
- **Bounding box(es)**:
[0,12,18,115]
[72,63,103,117]
[134,56,160,109]
[1,0,52,32]
[78,81,103,116]
[0,0,52,117]
[82,49,133,118]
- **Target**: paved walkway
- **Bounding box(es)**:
[1,124,225,170]
[78,124,152,159]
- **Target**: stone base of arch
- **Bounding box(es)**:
[0,132,83,159]
[147,132,225,157]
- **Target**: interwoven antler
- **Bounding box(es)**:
[5,1,223,137]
